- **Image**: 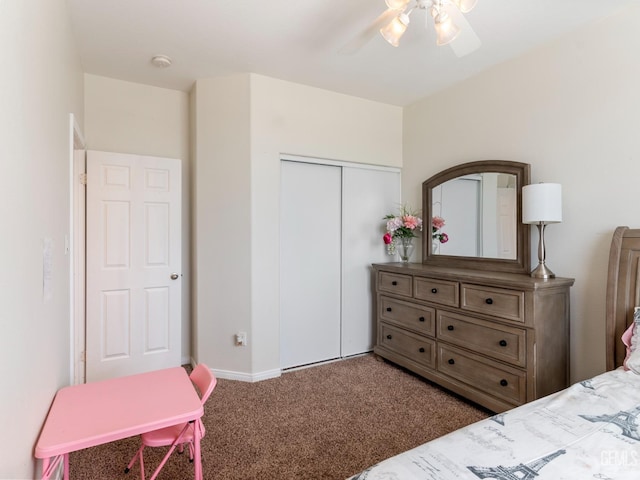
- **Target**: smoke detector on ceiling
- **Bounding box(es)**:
[151,55,172,68]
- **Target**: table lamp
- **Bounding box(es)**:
[522,183,562,279]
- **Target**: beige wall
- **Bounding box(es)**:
[249,75,403,375]
[192,75,253,376]
[83,74,192,362]
[403,6,640,382]
[0,1,84,478]
[192,74,402,378]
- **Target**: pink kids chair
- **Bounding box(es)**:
[125,364,217,480]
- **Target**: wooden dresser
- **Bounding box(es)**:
[373,262,574,413]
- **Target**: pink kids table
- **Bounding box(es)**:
[35,367,204,480]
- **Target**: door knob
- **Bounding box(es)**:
[170,273,180,280]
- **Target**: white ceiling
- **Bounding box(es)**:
[67,0,636,106]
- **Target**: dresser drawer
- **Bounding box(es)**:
[461,283,524,323]
[437,311,526,367]
[414,277,459,307]
[437,345,526,405]
[380,323,436,369]
[378,272,413,298]
[380,295,435,336]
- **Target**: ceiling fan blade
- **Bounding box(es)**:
[338,8,399,55]
[446,4,481,58]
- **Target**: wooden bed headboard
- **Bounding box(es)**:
[606,226,640,370]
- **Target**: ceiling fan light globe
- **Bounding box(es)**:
[452,0,478,14]
[385,0,411,10]
[380,13,410,47]
[434,13,460,46]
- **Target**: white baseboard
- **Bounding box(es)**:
[188,355,281,382]
[194,352,371,383]
[212,367,281,383]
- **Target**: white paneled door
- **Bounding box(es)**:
[280,159,401,369]
[497,187,517,259]
[86,151,181,382]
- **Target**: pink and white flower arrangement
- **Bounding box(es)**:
[432,215,449,244]
[383,205,423,255]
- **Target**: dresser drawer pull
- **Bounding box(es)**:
[500,379,508,387]
[499,339,508,347]
[386,307,392,312]
[419,347,425,353]
[392,281,398,285]
[386,334,393,340]
[418,316,425,322]
[447,325,454,331]
[431,288,438,294]
[448,358,455,365]
[485,298,494,305]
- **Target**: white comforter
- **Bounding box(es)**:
[348,369,640,479]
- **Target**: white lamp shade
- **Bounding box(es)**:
[385,0,411,9]
[434,12,460,46]
[522,183,562,224]
[380,14,410,47]
[452,0,478,13]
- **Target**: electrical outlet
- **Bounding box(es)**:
[236,332,247,346]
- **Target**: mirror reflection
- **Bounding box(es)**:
[431,172,517,259]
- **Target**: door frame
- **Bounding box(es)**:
[69,114,86,385]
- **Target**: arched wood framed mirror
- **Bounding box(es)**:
[422,160,531,274]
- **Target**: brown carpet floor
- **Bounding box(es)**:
[69,354,489,479]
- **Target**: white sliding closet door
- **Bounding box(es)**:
[438,178,480,257]
[342,167,400,356]
[280,161,342,369]
[280,158,401,369]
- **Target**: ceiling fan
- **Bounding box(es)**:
[340,0,481,57]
